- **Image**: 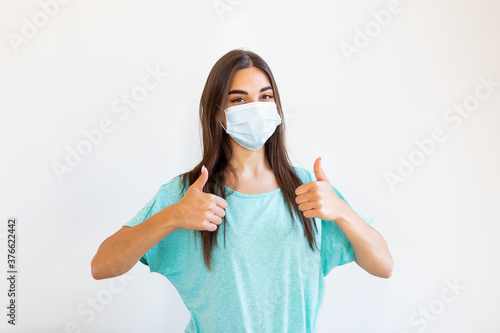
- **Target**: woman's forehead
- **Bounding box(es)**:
[229,67,271,91]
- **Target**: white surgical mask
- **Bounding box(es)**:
[220,101,282,150]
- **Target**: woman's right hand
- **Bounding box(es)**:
[171,166,228,232]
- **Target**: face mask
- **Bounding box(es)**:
[220,101,282,150]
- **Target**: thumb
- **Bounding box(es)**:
[191,165,208,192]
[314,157,329,182]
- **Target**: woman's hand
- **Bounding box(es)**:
[295,157,349,222]
[172,166,228,231]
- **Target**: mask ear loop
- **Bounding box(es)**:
[216,103,228,132]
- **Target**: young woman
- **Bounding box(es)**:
[91,49,393,332]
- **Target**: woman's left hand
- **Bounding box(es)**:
[295,157,350,222]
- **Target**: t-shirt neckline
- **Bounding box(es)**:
[224,185,282,198]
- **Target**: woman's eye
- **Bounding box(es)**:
[230,95,273,103]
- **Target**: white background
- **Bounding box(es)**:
[1,0,499,332]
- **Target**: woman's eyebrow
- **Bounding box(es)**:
[228,86,273,95]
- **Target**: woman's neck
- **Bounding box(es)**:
[226,142,278,193]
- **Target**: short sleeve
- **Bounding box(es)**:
[122,190,161,266]
[121,175,187,275]
[301,169,374,277]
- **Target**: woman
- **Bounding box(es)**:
[91,49,393,332]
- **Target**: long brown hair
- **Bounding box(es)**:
[177,49,318,271]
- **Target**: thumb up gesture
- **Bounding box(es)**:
[294,157,348,222]
[172,166,228,232]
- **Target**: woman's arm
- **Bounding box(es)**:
[91,205,178,280]
[91,166,228,280]
[295,157,394,278]
[336,207,393,278]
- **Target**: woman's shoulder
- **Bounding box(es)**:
[292,165,315,183]
[156,174,188,202]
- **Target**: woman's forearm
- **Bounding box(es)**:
[337,207,394,278]
[91,204,179,280]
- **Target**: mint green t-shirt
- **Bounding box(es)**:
[123,166,374,332]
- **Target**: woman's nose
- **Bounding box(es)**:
[248,95,260,103]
